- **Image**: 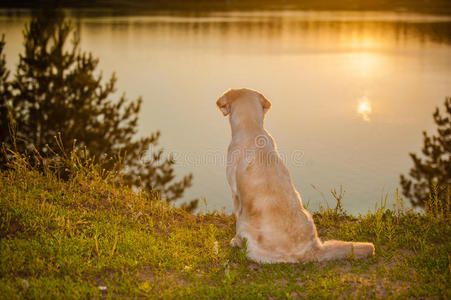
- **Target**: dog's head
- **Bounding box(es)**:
[216,88,271,117]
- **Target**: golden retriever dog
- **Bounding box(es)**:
[217,88,375,263]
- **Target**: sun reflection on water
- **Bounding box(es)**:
[357,97,372,122]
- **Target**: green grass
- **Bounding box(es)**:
[0,155,450,299]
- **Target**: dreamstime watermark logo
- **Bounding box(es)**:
[137,138,305,168]
[255,134,269,148]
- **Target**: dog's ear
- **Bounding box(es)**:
[258,92,272,114]
[216,92,231,116]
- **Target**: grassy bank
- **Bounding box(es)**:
[0,157,449,299]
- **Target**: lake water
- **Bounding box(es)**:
[1,10,450,214]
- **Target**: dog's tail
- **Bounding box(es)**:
[316,240,374,261]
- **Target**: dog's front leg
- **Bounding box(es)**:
[232,193,241,218]
[230,193,243,247]
[230,235,243,247]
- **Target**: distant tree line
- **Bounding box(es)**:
[0,10,198,211]
[0,0,450,14]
